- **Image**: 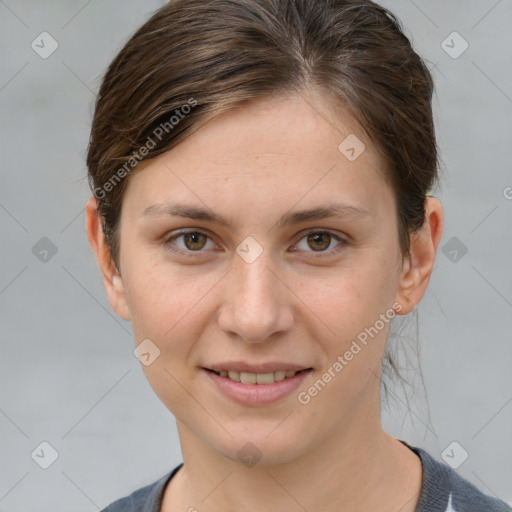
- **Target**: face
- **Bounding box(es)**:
[105,91,410,465]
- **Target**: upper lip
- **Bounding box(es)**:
[205,362,312,373]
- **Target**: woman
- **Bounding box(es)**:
[85,0,510,510]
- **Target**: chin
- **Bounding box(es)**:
[206,424,313,468]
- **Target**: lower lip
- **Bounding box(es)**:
[203,368,312,406]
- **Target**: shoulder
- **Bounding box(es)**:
[99,463,183,512]
[406,443,510,512]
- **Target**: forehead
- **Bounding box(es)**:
[124,92,392,220]
[166,91,375,165]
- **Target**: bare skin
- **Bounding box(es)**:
[86,90,443,512]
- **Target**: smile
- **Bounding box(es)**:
[209,369,307,384]
[203,367,313,406]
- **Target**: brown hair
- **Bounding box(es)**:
[87,0,439,265]
[86,0,440,399]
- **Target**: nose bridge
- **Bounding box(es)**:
[217,247,293,342]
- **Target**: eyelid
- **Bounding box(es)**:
[164,228,348,257]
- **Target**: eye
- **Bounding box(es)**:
[165,230,217,256]
[292,230,347,257]
[164,229,348,259]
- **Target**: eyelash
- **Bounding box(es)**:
[164,229,348,259]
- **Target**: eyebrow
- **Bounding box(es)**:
[142,201,370,228]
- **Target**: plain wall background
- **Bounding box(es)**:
[1,0,511,509]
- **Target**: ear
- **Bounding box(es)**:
[85,197,131,320]
[394,197,444,315]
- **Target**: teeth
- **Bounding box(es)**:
[228,370,240,382]
[256,373,274,384]
[240,372,257,384]
[216,369,300,384]
[274,370,286,381]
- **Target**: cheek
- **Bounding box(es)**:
[124,262,211,414]
[124,257,213,337]
[301,268,395,407]
[298,264,398,404]
[300,263,394,338]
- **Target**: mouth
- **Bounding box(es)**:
[204,368,312,385]
[202,366,313,406]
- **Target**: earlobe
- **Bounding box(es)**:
[85,197,131,321]
[394,197,444,315]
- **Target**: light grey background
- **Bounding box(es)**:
[1,0,511,510]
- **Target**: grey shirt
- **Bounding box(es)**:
[100,442,510,511]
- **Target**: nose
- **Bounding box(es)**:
[216,251,294,343]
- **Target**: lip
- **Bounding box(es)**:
[202,367,313,406]
[205,361,310,373]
